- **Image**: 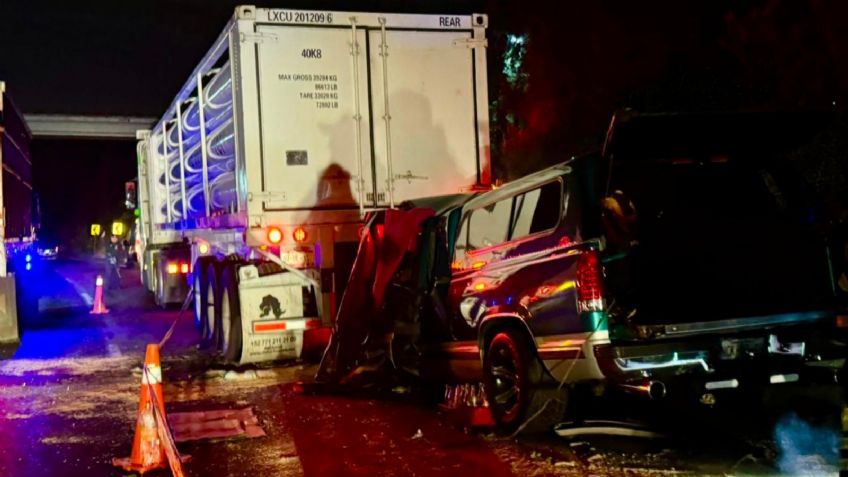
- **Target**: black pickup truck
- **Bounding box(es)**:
[412,111,847,432]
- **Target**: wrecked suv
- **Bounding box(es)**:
[419,112,848,432]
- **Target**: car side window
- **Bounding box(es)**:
[466,198,512,251]
[509,181,562,240]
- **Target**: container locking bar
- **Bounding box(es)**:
[348,17,367,217]
[378,17,395,209]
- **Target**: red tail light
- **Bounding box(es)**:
[293,226,308,243]
[181,263,190,274]
[267,227,283,244]
[576,250,605,312]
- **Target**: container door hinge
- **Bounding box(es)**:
[240,32,278,44]
[453,38,488,49]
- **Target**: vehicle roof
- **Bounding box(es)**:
[462,162,573,210]
[407,193,477,215]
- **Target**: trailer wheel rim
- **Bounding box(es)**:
[221,287,231,351]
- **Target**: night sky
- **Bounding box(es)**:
[1,0,847,247]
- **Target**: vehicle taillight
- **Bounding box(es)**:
[267,227,283,245]
[576,250,605,312]
[293,226,308,243]
[181,263,190,274]
[167,262,178,274]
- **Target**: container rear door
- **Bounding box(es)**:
[256,25,373,210]
[369,30,480,206]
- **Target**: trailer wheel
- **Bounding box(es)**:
[219,265,242,363]
[207,262,221,347]
[193,257,215,340]
[140,252,151,290]
[152,257,164,308]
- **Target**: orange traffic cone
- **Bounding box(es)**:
[90,275,109,314]
[113,344,174,474]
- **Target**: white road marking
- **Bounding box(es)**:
[64,273,94,306]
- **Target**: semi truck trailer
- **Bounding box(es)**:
[0,81,34,343]
[136,6,491,363]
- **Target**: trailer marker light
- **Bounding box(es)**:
[268,227,283,244]
[181,263,190,274]
[293,227,308,243]
[472,261,486,270]
[167,263,178,274]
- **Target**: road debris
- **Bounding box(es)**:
[169,408,266,442]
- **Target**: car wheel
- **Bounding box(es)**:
[484,330,565,434]
[219,265,242,363]
[484,332,535,433]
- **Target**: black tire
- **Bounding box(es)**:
[207,262,221,349]
[193,257,214,340]
[483,330,566,434]
[152,257,164,308]
[219,265,243,363]
[140,252,151,290]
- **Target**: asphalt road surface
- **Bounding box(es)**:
[0,256,841,476]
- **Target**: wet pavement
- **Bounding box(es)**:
[0,256,841,476]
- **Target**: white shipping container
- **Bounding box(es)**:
[137,6,490,363]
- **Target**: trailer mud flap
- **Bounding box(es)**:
[237,266,317,364]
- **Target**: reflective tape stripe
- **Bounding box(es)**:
[252,319,322,333]
[142,364,163,385]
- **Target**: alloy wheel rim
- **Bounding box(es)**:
[491,344,521,416]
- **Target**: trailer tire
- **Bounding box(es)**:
[140,253,151,290]
[152,256,164,308]
[207,262,222,348]
[219,264,242,363]
[193,257,215,340]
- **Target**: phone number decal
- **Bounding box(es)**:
[268,10,334,25]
